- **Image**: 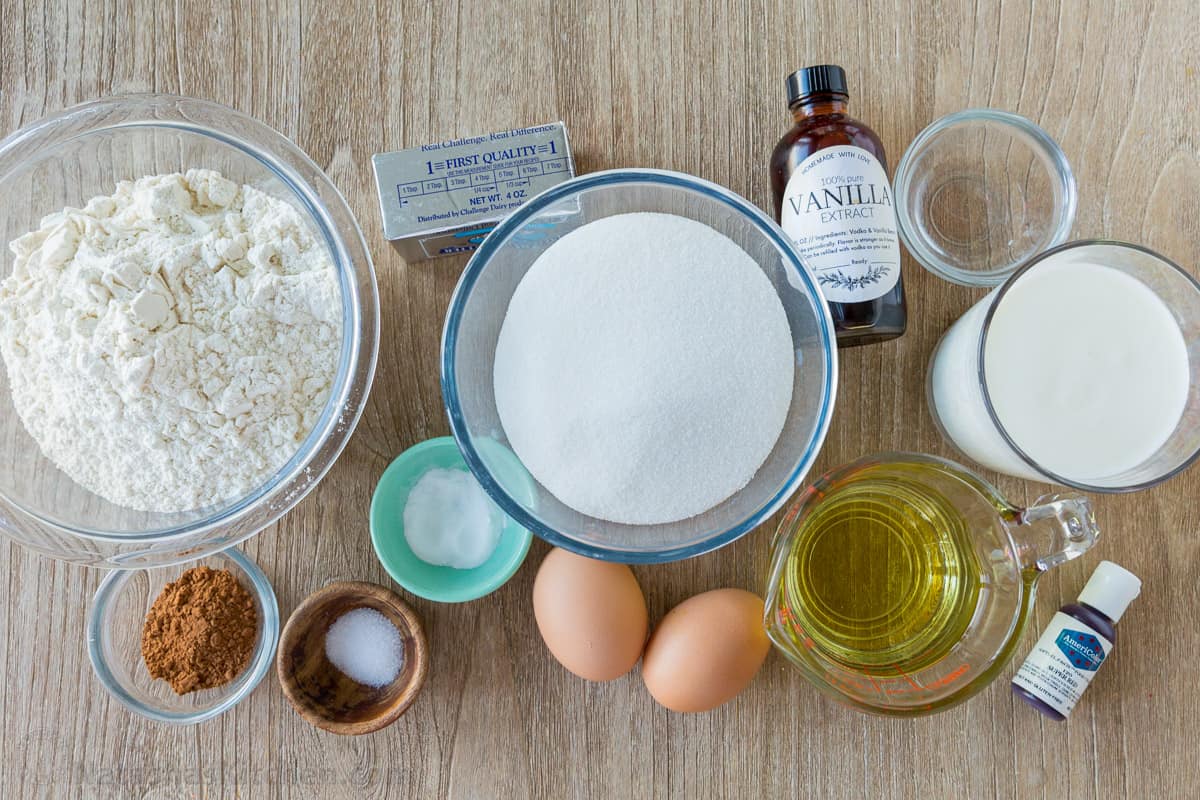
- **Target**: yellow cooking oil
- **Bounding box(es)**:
[778,466,985,675]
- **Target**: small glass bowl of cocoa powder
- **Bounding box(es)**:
[86,548,279,724]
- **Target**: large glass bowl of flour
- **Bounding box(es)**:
[0,95,378,566]
[442,170,837,562]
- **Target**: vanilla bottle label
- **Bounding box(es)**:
[780,145,902,303]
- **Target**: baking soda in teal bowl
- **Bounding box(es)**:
[370,437,535,603]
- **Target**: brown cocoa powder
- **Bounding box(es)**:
[141,566,258,694]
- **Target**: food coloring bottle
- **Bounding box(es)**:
[770,64,907,347]
[1011,560,1141,720]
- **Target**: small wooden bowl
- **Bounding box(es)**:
[276,581,428,735]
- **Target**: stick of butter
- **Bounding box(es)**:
[372,122,575,262]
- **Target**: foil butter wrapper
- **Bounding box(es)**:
[372,122,575,261]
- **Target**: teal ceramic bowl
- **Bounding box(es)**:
[370,437,535,603]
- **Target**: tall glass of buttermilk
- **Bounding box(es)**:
[927,240,1200,492]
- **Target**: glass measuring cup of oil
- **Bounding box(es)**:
[764,452,1099,716]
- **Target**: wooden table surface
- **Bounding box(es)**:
[3,1,1198,797]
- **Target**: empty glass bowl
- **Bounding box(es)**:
[0,94,379,567]
[86,548,279,724]
[441,169,838,563]
[893,109,1077,287]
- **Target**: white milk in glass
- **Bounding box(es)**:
[929,260,1190,482]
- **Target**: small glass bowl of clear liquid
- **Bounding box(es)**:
[893,109,1077,287]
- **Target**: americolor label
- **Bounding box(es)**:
[1012,611,1113,717]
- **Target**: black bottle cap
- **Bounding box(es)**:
[786,65,849,106]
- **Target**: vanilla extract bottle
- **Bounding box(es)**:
[770,65,907,347]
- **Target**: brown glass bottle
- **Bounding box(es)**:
[770,65,906,347]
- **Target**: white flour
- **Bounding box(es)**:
[493,212,795,525]
[0,169,342,512]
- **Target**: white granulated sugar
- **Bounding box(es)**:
[0,169,341,512]
[493,212,794,525]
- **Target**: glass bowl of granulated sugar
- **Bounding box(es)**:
[442,170,838,563]
[0,95,378,566]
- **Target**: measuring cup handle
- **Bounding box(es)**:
[1015,494,1100,573]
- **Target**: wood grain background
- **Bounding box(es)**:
[2,1,1198,797]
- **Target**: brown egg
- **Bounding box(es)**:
[641,588,770,712]
[532,548,648,681]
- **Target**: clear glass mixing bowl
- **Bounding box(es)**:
[0,95,379,567]
[441,169,838,563]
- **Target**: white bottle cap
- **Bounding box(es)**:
[1077,561,1141,623]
